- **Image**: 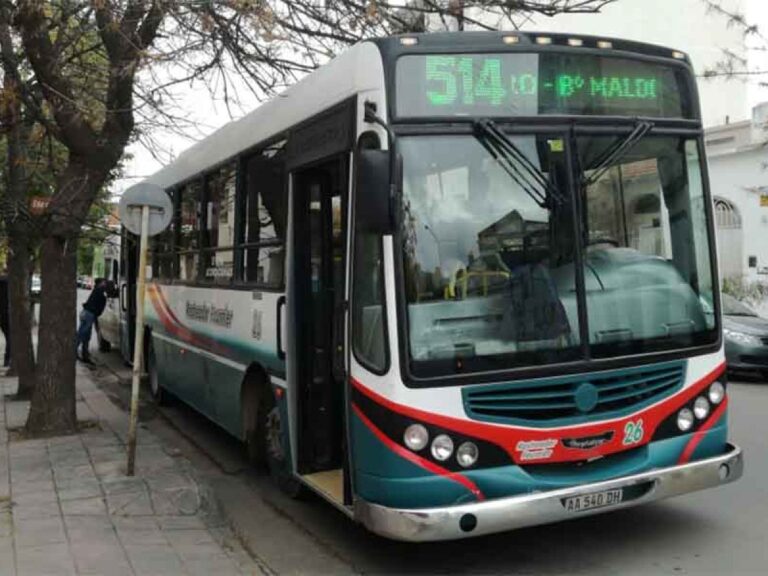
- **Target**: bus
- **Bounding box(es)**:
[121,31,743,541]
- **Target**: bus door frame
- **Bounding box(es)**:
[284,99,356,498]
[118,228,138,364]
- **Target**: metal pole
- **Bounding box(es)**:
[127,205,150,476]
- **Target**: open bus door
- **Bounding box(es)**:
[119,228,138,364]
[288,153,350,506]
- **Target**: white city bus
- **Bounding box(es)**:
[119,32,742,541]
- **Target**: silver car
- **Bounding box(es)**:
[722,293,768,380]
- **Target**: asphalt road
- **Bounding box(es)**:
[87,335,768,576]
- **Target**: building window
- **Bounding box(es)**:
[714,197,742,229]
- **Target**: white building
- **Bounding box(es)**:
[705,103,768,281]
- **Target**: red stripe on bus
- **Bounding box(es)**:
[351,403,485,502]
[677,397,729,464]
[351,362,725,464]
[147,284,232,356]
[152,284,185,328]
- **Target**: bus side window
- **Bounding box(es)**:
[202,164,236,285]
[242,144,287,288]
[177,181,202,281]
[152,189,175,280]
[352,233,387,373]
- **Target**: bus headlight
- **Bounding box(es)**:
[677,408,695,432]
[431,434,454,461]
[709,381,725,405]
[403,424,428,451]
[693,396,710,420]
[456,442,479,468]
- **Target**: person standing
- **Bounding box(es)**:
[0,268,10,369]
[77,278,107,364]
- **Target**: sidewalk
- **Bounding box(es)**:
[0,364,263,576]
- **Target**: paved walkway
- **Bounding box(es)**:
[0,365,262,576]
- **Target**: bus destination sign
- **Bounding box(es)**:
[396,53,690,119]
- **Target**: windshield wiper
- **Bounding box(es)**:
[580,120,654,188]
[473,119,565,209]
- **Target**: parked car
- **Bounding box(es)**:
[722,293,768,380]
[30,274,41,298]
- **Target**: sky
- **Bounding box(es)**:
[112,0,768,196]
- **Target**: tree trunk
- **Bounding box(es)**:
[25,235,77,435]
[6,234,36,398]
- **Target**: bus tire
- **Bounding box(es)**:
[147,342,167,406]
[263,391,305,499]
[242,376,269,471]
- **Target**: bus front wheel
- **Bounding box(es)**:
[264,400,304,499]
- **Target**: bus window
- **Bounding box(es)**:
[577,136,716,357]
[203,164,236,284]
[352,233,387,373]
[242,147,287,288]
[177,180,201,281]
[152,190,175,280]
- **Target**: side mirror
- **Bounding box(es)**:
[355,149,397,234]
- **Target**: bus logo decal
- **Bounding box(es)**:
[516,439,558,461]
[563,431,614,450]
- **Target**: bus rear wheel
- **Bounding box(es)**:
[147,343,167,406]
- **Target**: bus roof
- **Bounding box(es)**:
[144,41,385,190]
[144,31,692,191]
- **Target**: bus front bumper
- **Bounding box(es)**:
[354,443,743,542]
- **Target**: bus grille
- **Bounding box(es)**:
[463,362,685,426]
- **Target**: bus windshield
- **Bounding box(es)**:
[400,133,717,377]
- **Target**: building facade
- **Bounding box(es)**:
[705,103,768,282]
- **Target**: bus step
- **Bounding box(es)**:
[301,469,344,505]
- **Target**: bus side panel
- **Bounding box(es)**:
[153,334,245,437]
[145,283,285,439]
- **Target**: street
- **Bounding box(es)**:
[86,327,768,575]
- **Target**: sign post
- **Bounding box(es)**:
[118,183,172,477]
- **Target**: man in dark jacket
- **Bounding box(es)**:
[77,278,107,364]
[0,268,10,368]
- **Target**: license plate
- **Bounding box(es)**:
[563,488,623,512]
